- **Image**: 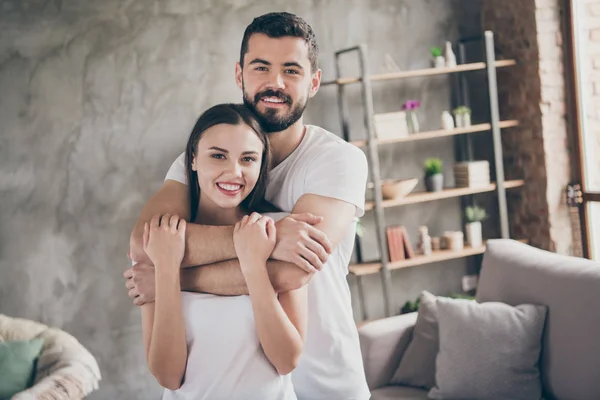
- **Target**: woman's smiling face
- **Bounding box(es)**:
[192,123,264,210]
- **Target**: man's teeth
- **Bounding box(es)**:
[262,97,284,103]
[218,183,242,191]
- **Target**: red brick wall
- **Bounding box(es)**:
[482,0,573,254]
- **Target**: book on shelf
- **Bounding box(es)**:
[453,160,491,188]
[386,226,414,262]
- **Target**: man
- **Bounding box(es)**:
[125,12,370,400]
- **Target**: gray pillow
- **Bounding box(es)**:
[428,297,547,400]
[389,291,438,389]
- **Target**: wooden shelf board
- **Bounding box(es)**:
[349,262,382,276]
[364,179,525,211]
[350,120,519,147]
[348,238,530,277]
[349,246,486,276]
[389,246,486,270]
[322,59,516,86]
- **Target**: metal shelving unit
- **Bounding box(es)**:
[324,31,522,320]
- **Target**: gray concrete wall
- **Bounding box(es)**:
[0,1,481,398]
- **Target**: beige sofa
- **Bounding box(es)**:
[359,239,600,400]
[0,314,101,399]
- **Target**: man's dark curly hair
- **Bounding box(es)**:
[239,12,319,72]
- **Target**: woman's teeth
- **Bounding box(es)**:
[217,183,242,191]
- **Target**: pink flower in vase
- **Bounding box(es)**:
[402,100,421,133]
[402,100,421,111]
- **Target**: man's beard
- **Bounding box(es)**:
[243,85,308,133]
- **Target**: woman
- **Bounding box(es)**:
[141,104,307,399]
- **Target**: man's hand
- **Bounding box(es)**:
[124,262,157,306]
[272,213,333,273]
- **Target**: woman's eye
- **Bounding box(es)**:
[242,157,257,163]
[211,154,226,160]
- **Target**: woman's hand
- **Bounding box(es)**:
[142,214,186,272]
[233,212,276,274]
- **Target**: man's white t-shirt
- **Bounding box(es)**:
[164,125,370,400]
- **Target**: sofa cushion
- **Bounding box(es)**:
[389,291,438,389]
[429,297,547,400]
[0,338,44,399]
[477,240,600,400]
[360,313,418,390]
[370,385,429,400]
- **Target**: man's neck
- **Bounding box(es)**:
[268,118,306,168]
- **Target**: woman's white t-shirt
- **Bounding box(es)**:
[162,292,296,400]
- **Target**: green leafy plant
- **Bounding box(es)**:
[453,105,472,115]
[424,158,443,177]
[465,205,487,223]
[430,46,442,58]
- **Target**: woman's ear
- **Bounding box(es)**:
[191,154,197,171]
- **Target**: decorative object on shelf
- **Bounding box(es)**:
[453,105,472,127]
[431,236,441,251]
[417,226,433,256]
[381,178,419,200]
[441,110,455,130]
[402,100,421,133]
[445,41,457,67]
[454,160,490,188]
[443,231,464,251]
[386,225,414,262]
[424,158,444,192]
[465,205,487,248]
[430,46,445,68]
[373,111,409,140]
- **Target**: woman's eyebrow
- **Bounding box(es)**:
[209,146,228,153]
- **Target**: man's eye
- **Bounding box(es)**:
[255,66,268,71]
[285,69,299,75]
[211,154,226,160]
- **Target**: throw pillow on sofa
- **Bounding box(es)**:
[429,297,547,400]
[0,338,44,399]
[389,290,438,389]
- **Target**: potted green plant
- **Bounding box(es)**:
[424,158,444,192]
[430,46,444,68]
[453,105,472,128]
[465,205,487,248]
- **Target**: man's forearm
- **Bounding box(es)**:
[181,224,236,267]
[131,222,237,267]
[180,259,313,296]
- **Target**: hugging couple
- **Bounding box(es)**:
[124,12,370,400]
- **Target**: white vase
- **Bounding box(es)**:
[465,221,483,248]
[433,56,445,68]
[454,113,462,128]
[463,113,471,127]
[445,41,457,68]
[406,111,420,133]
[441,111,454,130]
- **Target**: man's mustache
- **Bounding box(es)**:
[254,90,292,104]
